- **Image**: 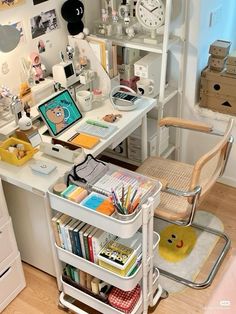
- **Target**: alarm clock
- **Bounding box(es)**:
[135,0,165,30]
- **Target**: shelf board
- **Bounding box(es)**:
[158,86,179,106]
[160,144,176,159]
[61,280,143,314]
[92,34,180,53]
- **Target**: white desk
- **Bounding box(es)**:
[0,97,156,287]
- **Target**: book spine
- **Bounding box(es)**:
[88,234,94,262]
[73,230,82,257]
[61,224,69,251]
[79,227,87,258]
[51,218,61,247]
[69,228,76,254]
[83,232,90,260]
[65,225,72,252]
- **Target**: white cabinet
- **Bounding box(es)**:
[0,179,25,312]
[48,163,164,313]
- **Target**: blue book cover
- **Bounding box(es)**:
[73,221,86,257]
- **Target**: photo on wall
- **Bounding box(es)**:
[0,0,25,10]
[33,0,48,5]
[30,9,59,39]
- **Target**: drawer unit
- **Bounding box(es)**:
[0,218,18,271]
[0,179,9,226]
[0,253,26,312]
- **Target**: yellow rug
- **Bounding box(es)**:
[154,210,224,294]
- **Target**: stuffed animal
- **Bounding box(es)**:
[29,52,46,84]
[61,0,84,35]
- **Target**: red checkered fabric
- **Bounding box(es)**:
[108,284,141,313]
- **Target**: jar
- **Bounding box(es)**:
[92,89,104,106]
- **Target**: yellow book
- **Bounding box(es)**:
[68,133,100,149]
[98,255,136,277]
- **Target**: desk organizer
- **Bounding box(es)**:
[0,138,37,166]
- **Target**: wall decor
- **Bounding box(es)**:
[10,21,25,43]
[30,9,59,39]
[33,0,48,5]
[0,0,25,10]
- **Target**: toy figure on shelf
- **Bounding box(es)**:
[30,52,46,84]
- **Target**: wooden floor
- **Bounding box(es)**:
[2,183,236,314]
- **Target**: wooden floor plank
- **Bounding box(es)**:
[2,183,236,314]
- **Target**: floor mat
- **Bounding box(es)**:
[153,210,224,294]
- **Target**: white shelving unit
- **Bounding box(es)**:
[84,0,188,161]
[48,164,164,314]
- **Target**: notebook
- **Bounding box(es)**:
[68,133,100,149]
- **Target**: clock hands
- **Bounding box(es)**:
[151,6,160,13]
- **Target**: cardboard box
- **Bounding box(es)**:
[226,50,236,66]
[226,64,236,75]
[208,56,226,71]
[200,67,236,115]
[209,40,231,58]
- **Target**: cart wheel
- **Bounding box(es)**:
[161,289,169,299]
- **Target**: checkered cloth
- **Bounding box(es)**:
[108,284,141,313]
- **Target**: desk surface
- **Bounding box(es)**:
[0,97,156,194]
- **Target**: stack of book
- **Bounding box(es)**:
[63,264,112,302]
[98,232,142,277]
[51,213,116,263]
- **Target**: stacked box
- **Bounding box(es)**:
[199,67,236,115]
[226,50,236,75]
[208,40,231,72]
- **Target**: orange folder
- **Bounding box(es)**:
[68,133,100,149]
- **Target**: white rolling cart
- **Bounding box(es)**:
[48,163,166,314]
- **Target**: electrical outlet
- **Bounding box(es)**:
[209,6,222,27]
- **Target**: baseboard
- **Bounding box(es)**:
[217,176,236,188]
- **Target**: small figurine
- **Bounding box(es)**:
[66,45,74,60]
[112,10,119,23]
[30,52,46,84]
[24,102,31,118]
[101,8,109,23]
[103,113,122,123]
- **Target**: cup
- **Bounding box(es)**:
[136,79,154,96]
[76,90,93,112]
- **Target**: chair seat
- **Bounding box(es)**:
[136,156,194,220]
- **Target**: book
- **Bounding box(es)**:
[57,214,70,248]
[98,232,142,276]
[66,218,78,253]
[51,212,63,247]
[60,216,73,251]
[73,221,86,256]
[79,270,87,288]
[88,227,98,262]
[92,229,117,264]
[79,224,91,258]
[83,225,95,260]
[68,133,100,149]
[86,273,94,291]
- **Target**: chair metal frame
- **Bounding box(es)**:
[141,117,234,289]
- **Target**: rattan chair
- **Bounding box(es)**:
[136,117,234,289]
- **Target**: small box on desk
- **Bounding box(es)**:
[31,77,54,105]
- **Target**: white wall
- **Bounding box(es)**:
[0,0,68,93]
[181,0,236,187]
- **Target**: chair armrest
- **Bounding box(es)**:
[162,185,201,198]
[160,117,213,133]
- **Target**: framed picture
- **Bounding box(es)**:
[30,9,59,39]
[0,0,25,10]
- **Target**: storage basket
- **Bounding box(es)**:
[0,138,38,166]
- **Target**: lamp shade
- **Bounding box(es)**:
[0,25,21,53]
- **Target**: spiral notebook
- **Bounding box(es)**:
[76,122,118,139]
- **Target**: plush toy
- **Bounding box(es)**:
[29,52,46,84]
[61,0,84,35]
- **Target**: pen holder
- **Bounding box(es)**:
[115,208,137,221]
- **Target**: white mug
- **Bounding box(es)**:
[76,91,93,112]
[137,79,154,96]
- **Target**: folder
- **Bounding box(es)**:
[68,133,100,149]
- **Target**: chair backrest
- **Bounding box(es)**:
[189,118,234,203]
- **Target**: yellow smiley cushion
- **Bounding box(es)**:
[159,225,197,263]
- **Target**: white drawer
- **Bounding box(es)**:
[0,253,26,312]
[0,179,9,226]
[0,218,18,270]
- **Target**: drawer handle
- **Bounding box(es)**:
[0,267,10,279]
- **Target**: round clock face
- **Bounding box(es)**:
[136,0,165,30]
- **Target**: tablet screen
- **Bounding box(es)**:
[38,90,82,137]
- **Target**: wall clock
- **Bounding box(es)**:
[135,0,165,30]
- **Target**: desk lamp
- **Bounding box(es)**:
[0,24,20,53]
